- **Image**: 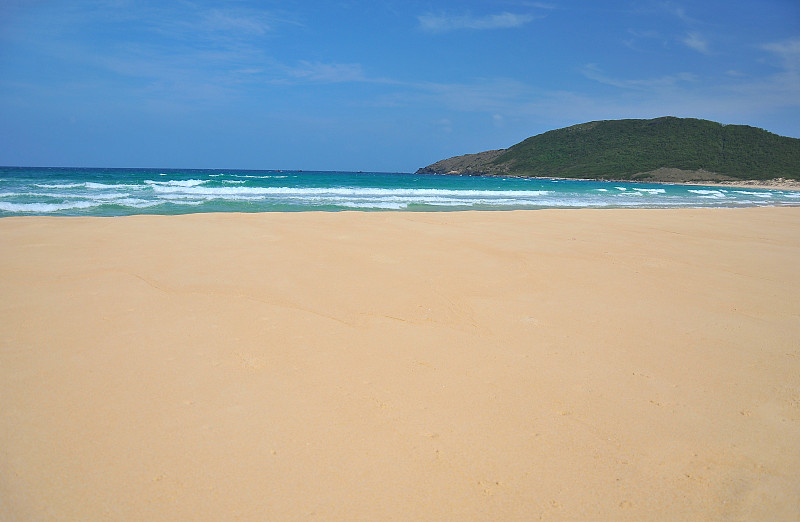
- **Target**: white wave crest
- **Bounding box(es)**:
[231,174,289,179]
[145,179,206,187]
[33,183,84,189]
[85,182,137,190]
[149,185,553,198]
[88,192,132,200]
[0,201,97,212]
[110,198,160,208]
[340,201,409,209]
[22,191,132,200]
[733,190,772,198]
[688,189,726,199]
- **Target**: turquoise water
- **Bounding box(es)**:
[1,166,798,217]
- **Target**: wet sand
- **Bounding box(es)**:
[1,208,799,520]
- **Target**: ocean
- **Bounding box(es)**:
[1,166,798,217]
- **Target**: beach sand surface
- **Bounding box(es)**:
[1,208,799,520]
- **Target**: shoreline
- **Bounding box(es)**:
[666,178,800,191]
[445,172,800,191]
[2,208,799,520]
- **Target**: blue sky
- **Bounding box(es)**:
[1,0,798,172]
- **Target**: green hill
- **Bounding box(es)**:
[416,117,800,182]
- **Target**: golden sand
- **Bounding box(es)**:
[1,208,799,520]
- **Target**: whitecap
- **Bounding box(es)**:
[25,191,133,200]
[224,173,288,179]
[0,201,97,212]
[688,190,725,198]
[34,183,84,189]
[88,192,133,200]
[633,188,666,194]
[169,200,205,206]
[110,198,160,208]
[85,182,138,190]
[148,185,553,198]
[339,201,408,209]
[733,190,772,198]
[144,179,206,187]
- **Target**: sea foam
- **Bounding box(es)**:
[0,201,98,212]
[145,179,207,187]
[148,185,553,198]
[733,190,772,198]
[688,189,726,199]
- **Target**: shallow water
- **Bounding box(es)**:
[1,166,798,216]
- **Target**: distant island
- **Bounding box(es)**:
[417,117,800,184]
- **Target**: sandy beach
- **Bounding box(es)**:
[676,178,800,191]
[1,208,799,520]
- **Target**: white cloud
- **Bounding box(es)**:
[517,2,557,9]
[659,2,696,24]
[723,39,800,112]
[628,29,661,39]
[418,12,534,33]
[683,31,710,54]
[288,61,367,83]
[414,78,531,112]
[571,56,800,127]
[761,38,800,71]
[1,1,306,103]
[199,8,274,36]
[581,64,697,90]
[435,118,453,134]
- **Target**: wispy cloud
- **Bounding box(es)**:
[516,2,558,9]
[418,12,535,33]
[287,61,367,83]
[573,51,800,125]
[682,31,710,54]
[434,118,453,134]
[198,8,275,36]
[140,4,303,47]
[622,28,668,52]
[729,38,800,112]
[761,38,800,71]
[628,29,661,39]
[2,1,307,104]
[659,2,696,24]
[581,64,697,90]
[362,77,538,119]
